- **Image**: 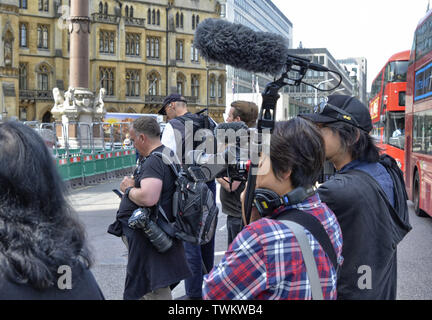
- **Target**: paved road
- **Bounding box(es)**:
[69,178,432,300]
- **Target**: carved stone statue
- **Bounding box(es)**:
[94,88,106,113]
[4,39,12,67]
[53,87,64,107]
[64,87,74,109]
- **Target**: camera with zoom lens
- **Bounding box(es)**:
[128,207,173,253]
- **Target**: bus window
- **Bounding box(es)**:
[386,61,409,82]
[413,109,432,155]
[386,111,405,150]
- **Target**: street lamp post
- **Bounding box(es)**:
[314,79,333,105]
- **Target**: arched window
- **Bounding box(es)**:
[152,9,156,25]
[104,2,108,15]
[209,75,216,98]
[177,73,186,96]
[126,69,140,97]
[191,74,200,98]
[125,5,128,17]
[156,10,160,25]
[19,63,28,90]
[99,2,103,13]
[176,12,179,28]
[180,13,184,28]
[148,72,160,96]
[130,6,134,18]
[148,9,151,24]
[218,76,225,99]
[37,64,50,91]
[192,15,195,30]
[100,67,115,96]
[196,15,199,26]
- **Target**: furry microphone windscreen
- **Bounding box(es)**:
[194,18,290,76]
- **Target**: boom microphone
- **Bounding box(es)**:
[194,18,330,76]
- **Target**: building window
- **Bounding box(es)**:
[100,30,115,54]
[126,70,141,97]
[218,77,224,98]
[99,2,103,13]
[100,67,115,96]
[192,15,199,30]
[20,23,28,48]
[19,63,28,90]
[209,75,216,98]
[146,37,160,59]
[176,39,184,61]
[176,12,184,28]
[148,72,159,96]
[37,25,49,49]
[191,74,200,98]
[147,9,160,25]
[37,65,50,91]
[192,14,200,30]
[177,73,186,96]
[19,107,28,121]
[38,0,49,12]
[19,0,28,9]
[191,44,199,62]
[104,3,108,15]
[126,33,140,56]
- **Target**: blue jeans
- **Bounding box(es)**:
[183,180,216,298]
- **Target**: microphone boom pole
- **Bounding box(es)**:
[244,76,288,225]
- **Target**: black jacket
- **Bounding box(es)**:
[0,263,104,300]
[318,155,412,300]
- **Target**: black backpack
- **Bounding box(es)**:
[169,111,217,164]
[152,151,219,245]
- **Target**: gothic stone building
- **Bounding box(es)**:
[0,0,226,123]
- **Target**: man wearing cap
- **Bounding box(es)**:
[159,93,217,300]
[301,95,411,300]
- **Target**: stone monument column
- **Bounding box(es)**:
[52,0,105,149]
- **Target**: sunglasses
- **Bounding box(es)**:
[313,98,361,128]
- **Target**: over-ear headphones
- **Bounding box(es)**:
[253,186,317,217]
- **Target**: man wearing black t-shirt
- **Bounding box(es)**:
[108,117,191,300]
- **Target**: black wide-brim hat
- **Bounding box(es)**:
[301,95,373,133]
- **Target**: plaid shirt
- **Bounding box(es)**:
[203,193,343,300]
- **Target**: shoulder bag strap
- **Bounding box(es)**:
[279,220,324,300]
[277,209,338,270]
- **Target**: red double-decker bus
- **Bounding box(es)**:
[369,50,410,171]
[405,11,432,217]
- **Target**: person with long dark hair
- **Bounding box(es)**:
[301,95,412,299]
[0,121,104,299]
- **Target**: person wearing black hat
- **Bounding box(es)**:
[158,93,187,122]
[160,93,218,300]
[301,95,411,300]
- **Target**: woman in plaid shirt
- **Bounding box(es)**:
[203,118,343,300]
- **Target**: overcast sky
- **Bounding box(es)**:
[272,0,428,91]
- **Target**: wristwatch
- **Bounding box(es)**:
[125,187,133,199]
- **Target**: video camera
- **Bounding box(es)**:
[185,122,264,183]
